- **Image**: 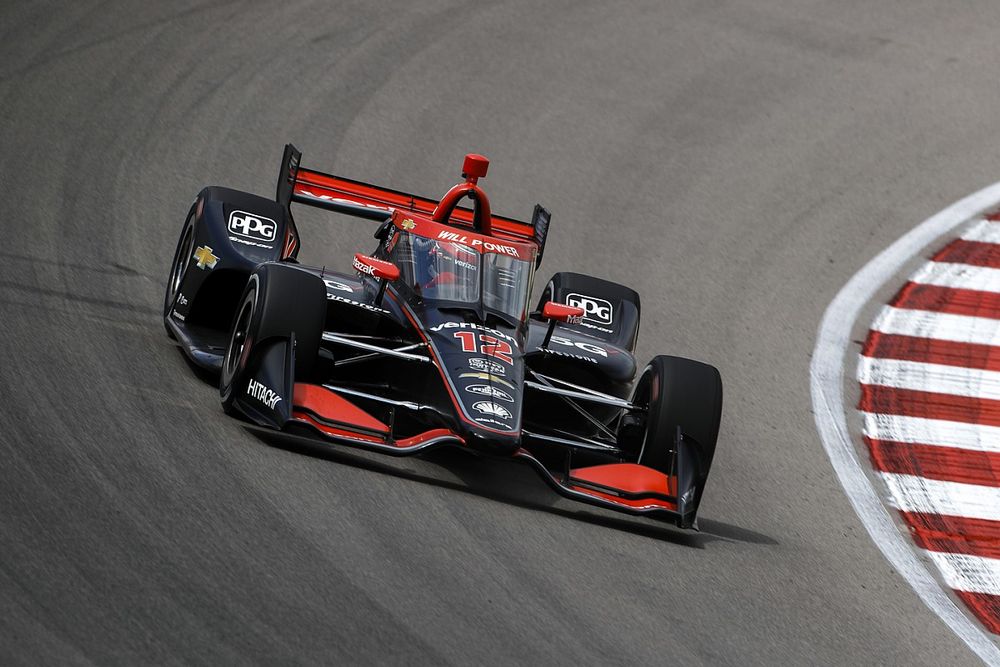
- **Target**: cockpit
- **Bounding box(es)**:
[387,230,534,323]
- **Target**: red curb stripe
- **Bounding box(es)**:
[890,282,1000,319]
[954,591,1000,634]
[934,239,1000,269]
[865,438,1000,487]
[861,332,1000,371]
[859,384,1000,428]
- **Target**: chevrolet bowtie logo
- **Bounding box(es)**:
[194,245,219,270]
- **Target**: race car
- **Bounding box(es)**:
[163,146,723,529]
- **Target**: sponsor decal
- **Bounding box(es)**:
[247,378,282,409]
[193,245,219,270]
[542,348,598,364]
[459,372,516,390]
[323,278,354,293]
[474,417,514,431]
[469,357,506,375]
[229,235,273,249]
[228,210,277,243]
[566,293,614,325]
[465,384,514,402]
[550,335,607,357]
[171,309,186,321]
[353,255,376,276]
[297,190,392,214]
[574,320,614,335]
[472,401,512,420]
[437,230,519,257]
[429,320,516,343]
[401,218,416,230]
[453,331,514,364]
[327,293,388,313]
[177,293,188,306]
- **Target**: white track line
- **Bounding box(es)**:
[963,219,1000,244]
[872,307,1000,347]
[862,413,1000,454]
[927,552,1000,596]
[910,262,1000,293]
[811,180,1000,665]
[881,473,1000,522]
[859,356,1000,401]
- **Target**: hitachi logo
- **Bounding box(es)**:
[247,378,282,409]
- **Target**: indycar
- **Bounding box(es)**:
[163,146,722,528]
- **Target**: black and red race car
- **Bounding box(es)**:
[163,146,722,529]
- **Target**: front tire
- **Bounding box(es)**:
[163,203,198,337]
[219,263,326,415]
[627,355,722,489]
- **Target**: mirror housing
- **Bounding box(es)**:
[542,301,584,324]
[353,253,400,282]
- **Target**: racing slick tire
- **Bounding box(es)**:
[163,203,198,337]
[220,262,326,415]
[629,355,723,490]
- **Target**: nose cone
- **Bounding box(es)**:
[462,424,521,456]
[425,320,524,449]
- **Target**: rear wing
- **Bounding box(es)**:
[275,144,550,263]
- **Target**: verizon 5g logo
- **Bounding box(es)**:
[228,210,277,243]
[566,293,613,325]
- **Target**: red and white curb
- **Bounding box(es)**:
[812,185,1000,665]
[860,216,1000,635]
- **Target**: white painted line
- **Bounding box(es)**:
[881,473,1000,522]
[872,307,1000,347]
[859,356,1000,401]
[963,219,1000,244]
[811,180,1000,665]
[910,262,1000,293]
[862,413,1000,455]
[927,551,1000,596]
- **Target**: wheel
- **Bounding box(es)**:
[163,204,197,337]
[626,355,722,487]
[219,263,327,415]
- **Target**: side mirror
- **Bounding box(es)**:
[542,301,584,324]
[540,301,584,349]
[353,254,400,282]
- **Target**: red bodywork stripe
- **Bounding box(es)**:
[567,463,677,510]
[889,282,1000,319]
[862,332,1000,371]
[293,383,387,432]
[859,384,1000,428]
[865,437,1000,487]
[293,167,536,243]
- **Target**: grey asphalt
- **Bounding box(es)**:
[2,1,999,664]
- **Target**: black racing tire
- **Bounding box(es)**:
[631,355,723,485]
[163,203,198,337]
[219,263,326,415]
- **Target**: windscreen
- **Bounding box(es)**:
[389,232,533,321]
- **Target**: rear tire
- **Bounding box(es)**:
[219,263,326,415]
[627,355,722,488]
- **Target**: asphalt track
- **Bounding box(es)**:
[3,1,1000,664]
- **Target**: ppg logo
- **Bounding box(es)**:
[228,210,277,242]
[566,293,613,325]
